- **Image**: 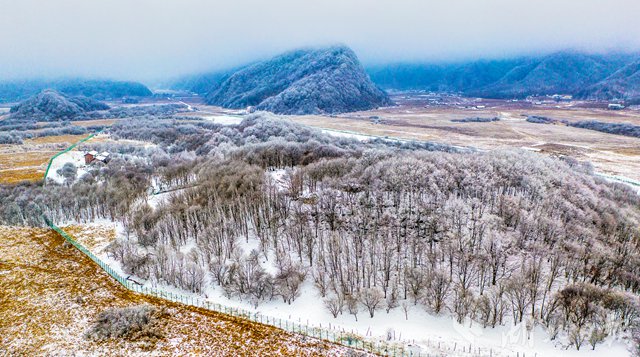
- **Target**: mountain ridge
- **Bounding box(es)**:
[174,46,392,114]
[367,51,640,102]
[9,89,110,121]
[0,79,152,103]
[577,59,640,104]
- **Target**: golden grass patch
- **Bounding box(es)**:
[0,226,356,356]
[0,151,54,170]
[63,224,117,253]
[0,168,45,184]
[0,133,92,184]
[0,151,57,184]
[24,134,89,145]
[70,119,121,127]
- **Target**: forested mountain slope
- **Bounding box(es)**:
[9,90,110,121]
[368,52,640,101]
[0,79,152,103]
[169,69,238,96]
[577,60,640,104]
[177,46,392,114]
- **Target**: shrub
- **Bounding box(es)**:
[0,132,23,144]
[526,115,557,124]
[451,117,500,123]
[85,305,163,341]
[568,120,640,138]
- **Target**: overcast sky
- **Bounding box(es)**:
[1,0,639,82]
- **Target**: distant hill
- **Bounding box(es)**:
[181,46,391,114]
[52,80,152,99]
[367,52,640,101]
[577,60,640,104]
[0,79,152,103]
[366,59,525,93]
[170,69,239,96]
[9,89,110,121]
[470,53,631,98]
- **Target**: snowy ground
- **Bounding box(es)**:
[45,150,89,184]
[208,235,631,357]
[147,189,180,209]
[268,168,289,192]
[76,215,631,357]
[201,115,244,125]
[321,128,372,141]
[58,168,633,357]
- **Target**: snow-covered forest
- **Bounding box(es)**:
[1,113,639,353]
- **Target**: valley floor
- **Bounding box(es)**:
[282,95,640,182]
[3,95,639,356]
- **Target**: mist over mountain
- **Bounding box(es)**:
[9,89,110,121]
[365,59,524,93]
[472,53,634,98]
[577,59,640,104]
[170,67,242,96]
[177,46,391,114]
[367,52,640,102]
[0,79,152,103]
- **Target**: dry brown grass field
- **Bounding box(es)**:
[0,226,360,356]
[24,134,89,145]
[51,118,122,127]
[0,135,88,184]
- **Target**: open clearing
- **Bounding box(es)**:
[0,226,358,356]
[0,131,155,185]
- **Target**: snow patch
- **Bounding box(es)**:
[46,150,89,184]
[203,115,244,125]
[267,169,288,192]
[321,129,371,141]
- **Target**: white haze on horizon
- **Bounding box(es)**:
[1,0,639,83]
